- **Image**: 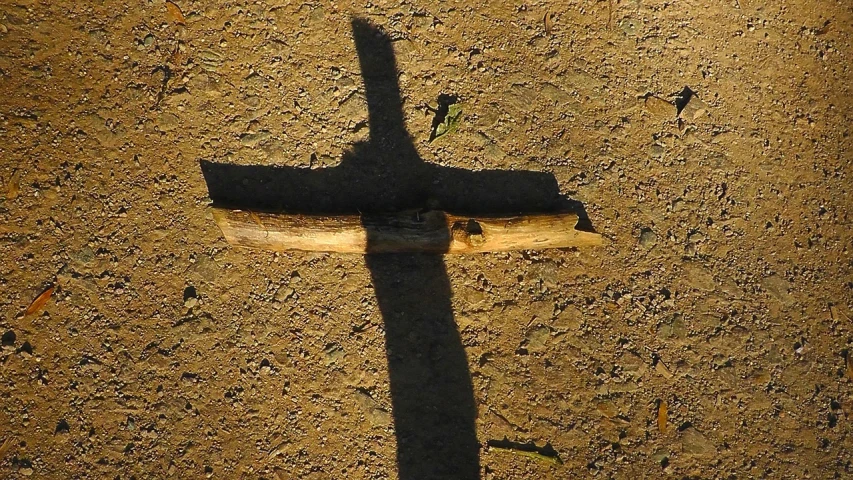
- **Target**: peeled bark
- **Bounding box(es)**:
[211,208,603,254]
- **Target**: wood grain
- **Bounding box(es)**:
[211,208,603,254]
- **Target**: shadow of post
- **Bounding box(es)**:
[200,18,590,480]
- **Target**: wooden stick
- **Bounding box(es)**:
[211,208,603,254]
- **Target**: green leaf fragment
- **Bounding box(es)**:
[432,103,463,141]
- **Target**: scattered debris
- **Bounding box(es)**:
[25,285,55,316]
[0,7,846,479]
[487,438,563,465]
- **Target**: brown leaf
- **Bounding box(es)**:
[657,400,668,433]
[165,1,186,25]
[544,11,554,35]
[6,169,21,199]
[25,285,55,316]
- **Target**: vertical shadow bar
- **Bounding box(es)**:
[365,254,479,479]
[351,19,479,480]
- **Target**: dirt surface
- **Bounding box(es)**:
[1,0,852,478]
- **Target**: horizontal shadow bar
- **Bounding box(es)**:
[200,159,585,217]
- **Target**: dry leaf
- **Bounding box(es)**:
[0,437,13,460]
[644,96,675,121]
[165,1,186,25]
[544,11,554,35]
[25,285,55,315]
[655,359,673,378]
[6,169,21,199]
[657,400,668,433]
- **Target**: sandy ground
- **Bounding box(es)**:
[1,0,852,478]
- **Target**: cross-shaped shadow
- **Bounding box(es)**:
[201,18,589,479]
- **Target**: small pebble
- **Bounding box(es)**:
[687,232,705,243]
[639,228,657,248]
[274,287,294,302]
